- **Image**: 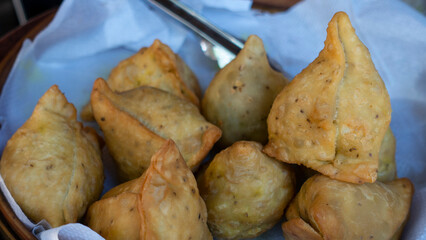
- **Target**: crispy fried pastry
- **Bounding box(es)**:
[0,85,104,227]
[298,128,397,183]
[91,78,221,180]
[264,12,391,183]
[197,141,295,239]
[202,35,288,147]
[81,39,201,121]
[86,140,212,240]
[282,175,413,240]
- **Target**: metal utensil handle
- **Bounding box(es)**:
[147,0,244,55]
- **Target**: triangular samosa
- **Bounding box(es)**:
[0,85,104,227]
[81,39,201,121]
[91,78,221,181]
[282,175,413,240]
[197,141,295,239]
[264,12,391,183]
[86,140,212,240]
[202,35,288,147]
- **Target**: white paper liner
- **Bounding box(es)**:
[0,0,425,239]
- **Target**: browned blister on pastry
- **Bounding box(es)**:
[86,140,212,240]
[197,141,295,239]
[282,174,413,240]
[202,35,288,147]
[91,78,221,180]
[81,39,201,121]
[264,12,391,183]
[0,85,104,227]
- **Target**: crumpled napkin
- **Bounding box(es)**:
[0,0,425,239]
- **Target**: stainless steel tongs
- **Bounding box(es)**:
[146,0,284,72]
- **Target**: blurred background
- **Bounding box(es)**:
[0,0,62,37]
[0,0,425,39]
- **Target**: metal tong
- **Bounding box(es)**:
[147,0,284,72]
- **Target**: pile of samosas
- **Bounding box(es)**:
[0,12,413,240]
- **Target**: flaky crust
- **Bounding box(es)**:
[108,40,200,105]
[198,141,295,239]
[91,78,221,180]
[264,12,391,183]
[202,35,288,147]
[81,39,201,121]
[282,175,413,240]
[86,140,212,240]
[0,85,104,227]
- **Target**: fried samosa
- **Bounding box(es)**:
[86,140,212,240]
[91,78,221,181]
[202,35,288,147]
[282,174,413,240]
[197,141,295,239]
[81,39,201,121]
[264,12,391,184]
[0,85,104,227]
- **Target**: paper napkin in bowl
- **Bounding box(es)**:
[0,0,425,239]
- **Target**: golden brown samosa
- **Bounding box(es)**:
[264,12,391,184]
[86,140,212,240]
[282,174,413,240]
[0,85,104,227]
[81,39,201,121]
[197,141,295,239]
[202,35,288,147]
[91,78,221,181]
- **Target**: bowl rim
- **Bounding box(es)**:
[0,8,56,240]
